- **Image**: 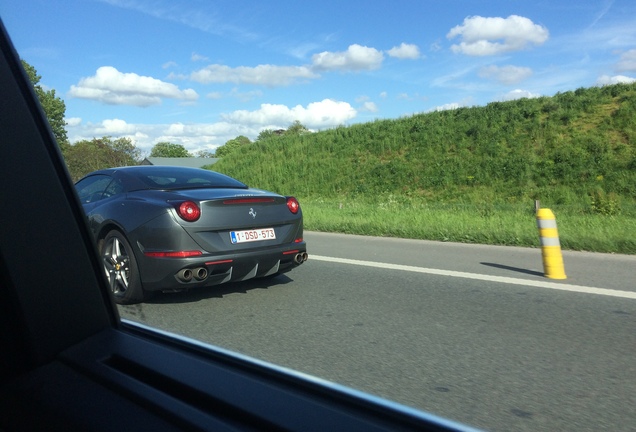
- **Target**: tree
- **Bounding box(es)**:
[256,121,309,142]
[215,135,251,157]
[21,60,69,152]
[285,120,309,136]
[64,136,140,181]
[256,129,277,142]
[195,149,216,158]
[150,142,191,157]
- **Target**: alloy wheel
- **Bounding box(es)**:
[103,236,130,294]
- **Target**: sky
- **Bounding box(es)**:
[1,0,636,155]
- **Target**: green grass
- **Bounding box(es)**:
[301,197,636,254]
[208,82,636,255]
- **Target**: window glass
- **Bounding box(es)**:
[3,3,635,431]
[136,170,247,190]
[104,178,125,198]
[146,175,177,186]
[75,175,113,203]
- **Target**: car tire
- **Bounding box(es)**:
[101,230,145,304]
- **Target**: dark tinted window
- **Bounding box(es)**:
[104,178,125,198]
[75,175,113,203]
[130,169,247,190]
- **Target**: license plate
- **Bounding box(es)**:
[230,228,276,244]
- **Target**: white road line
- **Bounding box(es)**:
[310,255,636,300]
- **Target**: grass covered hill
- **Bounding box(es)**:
[210,83,636,253]
[213,83,636,209]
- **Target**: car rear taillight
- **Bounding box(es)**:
[286,196,300,214]
[177,201,201,222]
[145,250,203,258]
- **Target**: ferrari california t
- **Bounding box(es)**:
[74,166,307,304]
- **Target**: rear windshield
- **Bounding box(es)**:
[131,169,248,190]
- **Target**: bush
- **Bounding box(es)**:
[589,190,620,216]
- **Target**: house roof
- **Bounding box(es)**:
[141,157,219,168]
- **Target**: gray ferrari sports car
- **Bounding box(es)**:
[74,166,307,304]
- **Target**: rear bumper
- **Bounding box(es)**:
[137,241,307,292]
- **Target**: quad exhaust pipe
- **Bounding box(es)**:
[176,254,305,282]
[176,267,208,282]
[294,252,308,265]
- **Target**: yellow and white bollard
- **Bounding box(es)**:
[536,208,567,279]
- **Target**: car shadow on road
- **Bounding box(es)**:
[480,262,544,277]
[145,273,295,304]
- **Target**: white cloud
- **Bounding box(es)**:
[157,122,248,145]
[94,118,137,135]
[222,99,357,128]
[499,89,541,101]
[65,117,82,127]
[478,65,533,85]
[596,74,636,85]
[66,100,358,154]
[185,64,318,86]
[68,119,250,154]
[428,96,475,112]
[447,15,549,56]
[432,102,463,112]
[616,49,636,72]
[191,52,209,62]
[164,123,186,135]
[359,101,379,113]
[387,43,421,60]
[68,66,198,106]
[311,44,384,71]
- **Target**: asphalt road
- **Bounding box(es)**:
[119,231,636,431]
